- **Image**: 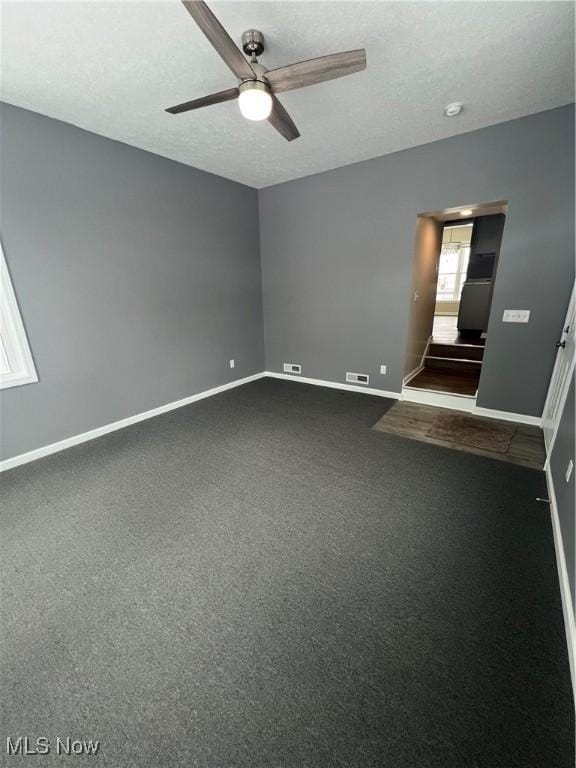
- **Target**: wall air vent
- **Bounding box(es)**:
[346,372,369,385]
[283,363,302,374]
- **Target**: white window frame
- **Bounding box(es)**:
[0,242,38,389]
[436,223,473,303]
[437,242,471,302]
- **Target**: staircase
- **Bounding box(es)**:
[425,341,484,372]
[406,339,484,397]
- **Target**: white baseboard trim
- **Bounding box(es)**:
[545,463,576,699]
[472,405,542,427]
[403,335,433,386]
[403,364,425,386]
[0,372,267,472]
[3,368,542,473]
[265,371,400,399]
[401,388,542,426]
[401,387,476,412]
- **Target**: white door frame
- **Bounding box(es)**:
[542,284,575,460]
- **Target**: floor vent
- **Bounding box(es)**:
[283,363,302,374]
[346,371,369,385]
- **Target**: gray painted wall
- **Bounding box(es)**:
[259,105,575,416]
[1,103,574,462]
[550,372,576,612]
[0,103,264,461]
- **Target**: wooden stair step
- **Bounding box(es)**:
[425,356,482,373]
[428,343,484,361]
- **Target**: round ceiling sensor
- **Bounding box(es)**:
[444,102,463,117]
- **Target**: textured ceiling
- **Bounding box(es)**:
[1,1,574,188]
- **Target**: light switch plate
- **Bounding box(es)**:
[380,365,387,375]
[503,309,530,323]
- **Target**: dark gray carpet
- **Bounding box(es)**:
[1,378,573,767]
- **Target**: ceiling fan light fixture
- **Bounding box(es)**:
[165,1,366,141]
[238,81,273,121]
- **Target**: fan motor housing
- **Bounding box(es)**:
[238,78,271,97]
[242,29,265,58]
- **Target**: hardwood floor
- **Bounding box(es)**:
[407,366,480,397]
[432,315,485,346]
[373,401,546,469]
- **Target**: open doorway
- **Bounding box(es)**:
[403,201,507,401]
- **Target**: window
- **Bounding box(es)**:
[436,223,473,303]
[0,243,38,389]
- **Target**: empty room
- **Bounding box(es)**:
[1,1,575,765]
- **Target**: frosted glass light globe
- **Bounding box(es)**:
[238,85,272,121]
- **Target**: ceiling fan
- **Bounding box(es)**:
[165,0,367,141]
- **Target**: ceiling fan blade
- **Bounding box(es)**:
[268,95,300,142]
[265,49,366,93]
[181,1,255,81]
[165,87,239,114]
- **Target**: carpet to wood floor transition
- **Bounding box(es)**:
[373,401,546,469]
[1,378,573,767]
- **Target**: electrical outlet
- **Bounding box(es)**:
[229,359,235,369]
[380,365,387,375]
[566,459,573,483]
[502,309,530,323]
